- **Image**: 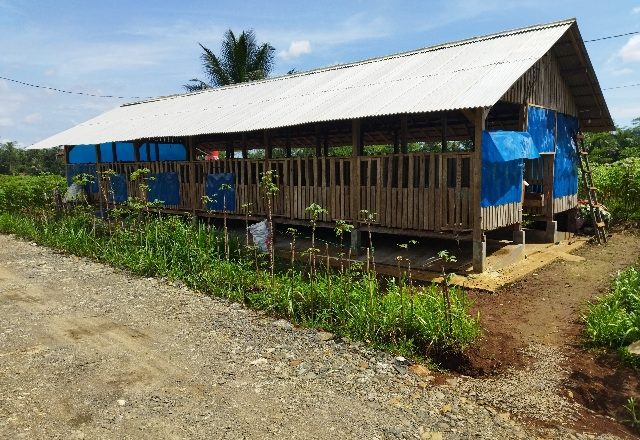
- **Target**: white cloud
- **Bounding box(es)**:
[0,116,13,127]
[618,35,640,63]
[633,6,640,14]
[23,113,42,124]
[611,67,634,76]
[278,40,312,60]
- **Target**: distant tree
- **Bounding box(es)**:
[184,29,275,91]
[584,117,640,164]
[0,141,64,176]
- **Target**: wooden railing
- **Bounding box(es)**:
[94,152,475,233]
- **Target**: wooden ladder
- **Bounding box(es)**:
[576,133,607,244]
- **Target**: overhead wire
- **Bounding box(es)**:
[1,30,639,99]
[0,75,150,99]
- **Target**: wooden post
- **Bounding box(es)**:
[226,137,234,159]
[441,114,447,152]
[187,137,197,224]
[111,142,117,163]
[400,114,408,153]
[393,130,399,154]
[472,107,489,273]
[541,151,556,242]
[285,130,292,157]
[350,118,363,252]
[96,144,102,163]
[323,131,329,156]
[264,130,272,159]
[133,141,141,162]
[315,124,322,157]
[241,133,248,159]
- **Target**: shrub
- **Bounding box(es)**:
[584,267,640,350]
[0,174,65,213]
[590,158,640,222]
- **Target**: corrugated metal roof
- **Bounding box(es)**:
[30,19,577,149]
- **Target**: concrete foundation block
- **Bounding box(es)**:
[545,220,558,243]
[512,229,525,245]
[472,238,487,273]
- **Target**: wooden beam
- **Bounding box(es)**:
[393,129,399,154]
[111,142,117,163]
[541,152,555,221]
[323,131,329,157]
[472,107,490,272]
[285,129,292,157]
[441,113,447,152]
[226,137,234,159]
[315,124,322,157]
[351,118,362,223]
[264,130,272,159]
[241,133,248,159]
[64,145,71,165]
[400,114,408,153]
[96,144,102,164]
[133,141,141,162]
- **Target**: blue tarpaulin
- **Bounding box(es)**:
[481,131,538,162]
[527,106,556,153]
[139,143,187,161]
[480,130,535,207]
[554,113,579,197]
[66,164,99,193]
[68,145,97,164]
[109,174,128,203]
[147,172,180,206]
[205,173,236,212]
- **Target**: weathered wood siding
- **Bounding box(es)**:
[501,52,578,117]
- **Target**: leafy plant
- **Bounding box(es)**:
[624,397,640,428]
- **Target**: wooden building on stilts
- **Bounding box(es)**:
[29,19,613,272]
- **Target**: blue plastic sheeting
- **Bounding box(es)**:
[159,144,187,161]
[115,143,135,161]
[66,164,99,193]
[481,160,523,207]
[68,145,97,164]
[138,144,157,161]
[147,173,180,206]
[482,131,538,162]
[139,143,186,161]
[108,174,128,203]
[205,173,236,212]
[527,106,556,153]
[99,143,114,162]
[554,113,579,197]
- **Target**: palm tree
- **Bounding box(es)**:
[184,29,275,91]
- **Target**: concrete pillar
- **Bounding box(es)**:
[545,220,557,243]
[512,228,525,245]
[350,228,362,254]
[473,235,486,273]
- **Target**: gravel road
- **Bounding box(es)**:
[0,234,623,439]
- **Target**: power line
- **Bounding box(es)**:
[2,29,639,100]
[0,75,150,99]
[603,83,640,91]
[584,31,639,42]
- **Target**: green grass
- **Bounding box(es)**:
[0,175,480,359]
[584,266,640,366]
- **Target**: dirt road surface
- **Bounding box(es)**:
[0,234,627,439]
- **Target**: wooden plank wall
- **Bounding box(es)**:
[96,153,476,232]
[501,52,578,117]
[481,202,522,231]
[553,193,578,214]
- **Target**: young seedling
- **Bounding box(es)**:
[437,249,458,338]
[624,397,640,428]
[241,202,253,248]
[260,169,279,285]
[219,183,232,260]
[305,202,328,277]
[359,209,377,274]
[334,219,354,274]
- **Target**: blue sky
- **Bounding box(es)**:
[1,0,639,146]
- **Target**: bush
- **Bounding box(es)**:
[0,174,66,213]
[584,267,640,352]
[590,158,640,222]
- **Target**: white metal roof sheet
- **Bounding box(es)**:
[29,20,575,149]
